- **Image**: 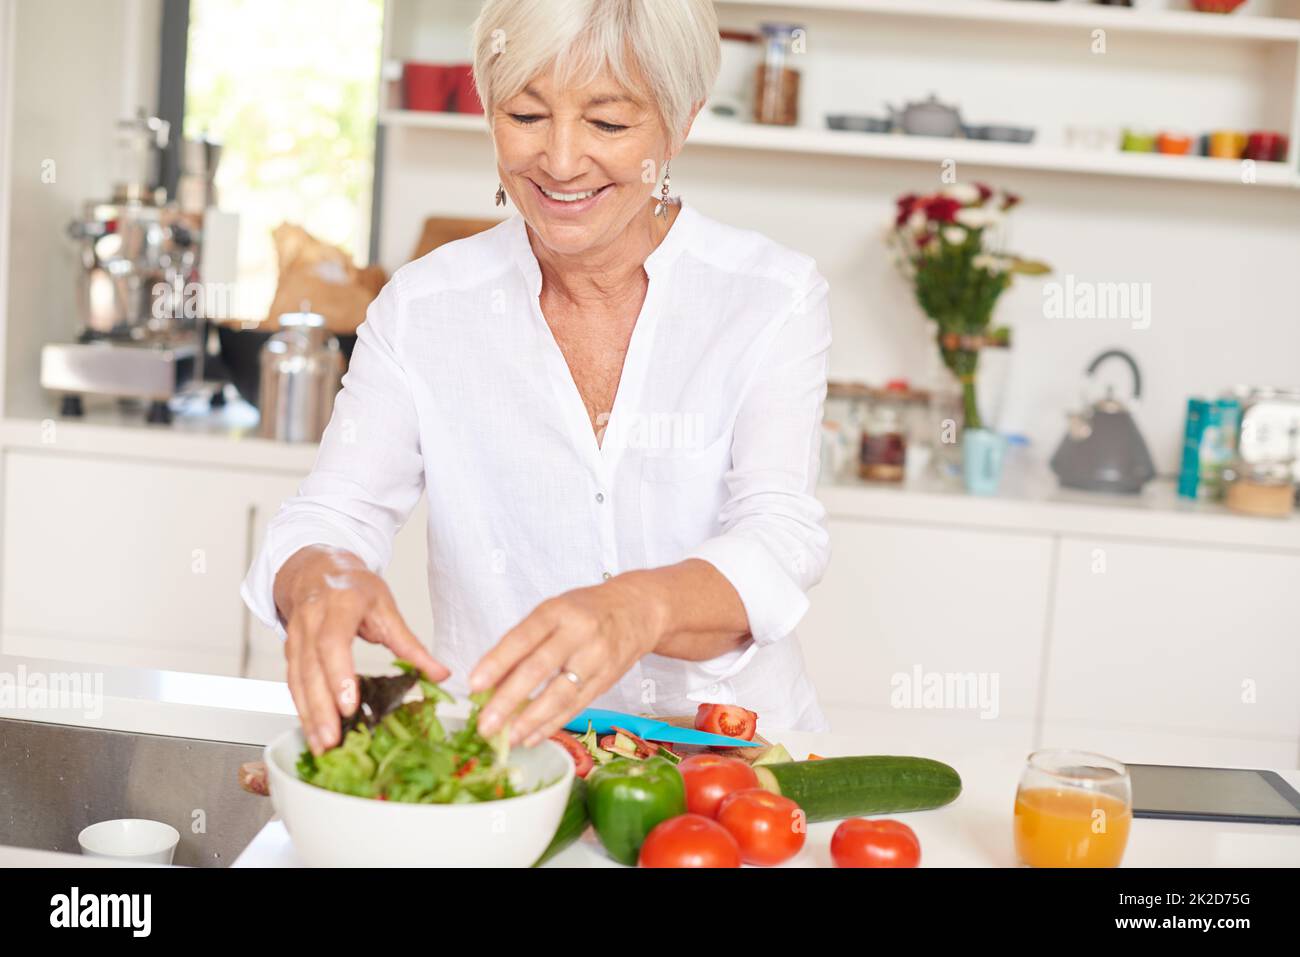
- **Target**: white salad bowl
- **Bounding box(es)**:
[264,719,575,867]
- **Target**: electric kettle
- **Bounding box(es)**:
[1050,349,1156,494]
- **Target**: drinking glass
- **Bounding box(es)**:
[1014,749,1132,867]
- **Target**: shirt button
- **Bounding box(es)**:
[595,492,605,504]
[602,571,612,581]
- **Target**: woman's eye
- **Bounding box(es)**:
[509,113,543,125]
[592,121,627,133]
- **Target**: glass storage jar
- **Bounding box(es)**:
[859,381,920,483]
[754,23,801,126]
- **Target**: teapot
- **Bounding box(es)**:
[1050,349,1156,494]
[886,93,964,138]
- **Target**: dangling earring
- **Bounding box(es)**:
[654,163,672,219]
[495,183,507,207]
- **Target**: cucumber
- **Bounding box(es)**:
[532,777,589,867]
[753,756,961,823]
[654,745,682,765]
[751,743,793,767]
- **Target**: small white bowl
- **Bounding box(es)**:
[78,819,180,864]
[264,719,574,867]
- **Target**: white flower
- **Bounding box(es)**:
[973,254,1011,274]
[956,207,1003,230]
[907,210,927,233]
[943,226,967,245]
[942,183,981,204]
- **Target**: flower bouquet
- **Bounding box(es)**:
[887,183,1049,431]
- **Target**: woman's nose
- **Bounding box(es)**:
[538,119,589,183]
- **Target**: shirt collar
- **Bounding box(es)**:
[509,197,696,295]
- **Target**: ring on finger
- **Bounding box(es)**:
[560,668,583,690]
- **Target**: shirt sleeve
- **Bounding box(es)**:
[240,273,426,636]
[686,265,832,645]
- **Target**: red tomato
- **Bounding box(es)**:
[694,704,758,741]
[830,818,921,868]
[549,732,594,778]
[639,814,741,868]
[679,754,760,818]
[716,788,805,866]
[454,756,478,778]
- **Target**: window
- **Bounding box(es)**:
[182,0,384,320]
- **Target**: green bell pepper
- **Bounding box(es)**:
[585,755,686,866]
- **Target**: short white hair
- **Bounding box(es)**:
[471,0,720,149]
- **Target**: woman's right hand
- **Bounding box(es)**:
[273,545,449,755]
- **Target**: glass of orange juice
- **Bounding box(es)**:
[1014,750,1132,868]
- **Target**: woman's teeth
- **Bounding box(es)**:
[540,185,603,202]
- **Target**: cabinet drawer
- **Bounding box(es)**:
[1044,537,1300,742]
[2,451,251,673]
[800,517,1054,721]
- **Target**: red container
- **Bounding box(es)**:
[1244,131,1289,162]
[402,62,456,112]
[448,64,483,114]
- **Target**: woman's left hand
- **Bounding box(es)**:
[469,575,668,746]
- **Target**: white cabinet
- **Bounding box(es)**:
[802,514,1300,766]
[5,433,1298,769]
[801,517,1054,731]
[1,449,433,681]
[1,451,252,673]
[1042,536,1300,765]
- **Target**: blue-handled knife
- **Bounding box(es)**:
[563,707,763,748]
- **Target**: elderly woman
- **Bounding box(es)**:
[242,0,832,756]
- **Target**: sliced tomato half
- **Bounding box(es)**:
[550,732,595,778]
[694,704,758,741]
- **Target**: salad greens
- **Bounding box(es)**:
[296,662,520,804]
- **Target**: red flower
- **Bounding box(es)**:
[895,193,920,227]
[1001,191,1021,211]
[975,182,994,203]
[924,196,961,223]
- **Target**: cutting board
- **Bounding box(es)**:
[657,715,772,765]
[408,216,502,262]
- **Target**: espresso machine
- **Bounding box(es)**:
[40,111,235,424]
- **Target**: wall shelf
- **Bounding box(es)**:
[378,109,1300,188]
[716,0,1300,43]
[380,109,486,132]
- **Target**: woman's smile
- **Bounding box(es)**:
[529,177,615,215]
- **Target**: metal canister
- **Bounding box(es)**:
[257,310,343,442]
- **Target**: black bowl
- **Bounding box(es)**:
[216,323,357,410]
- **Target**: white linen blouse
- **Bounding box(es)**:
[241,199,832,732]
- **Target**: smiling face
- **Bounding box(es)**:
[492,66,674,258]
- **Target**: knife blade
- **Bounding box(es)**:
[563,707,763,748]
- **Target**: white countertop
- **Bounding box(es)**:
[0,653,297,745]
[233,729,1300,868]
[0,398,318,474]
[2,655,1297,868]
[820,472,1300,552]
[5,408,1297,550]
